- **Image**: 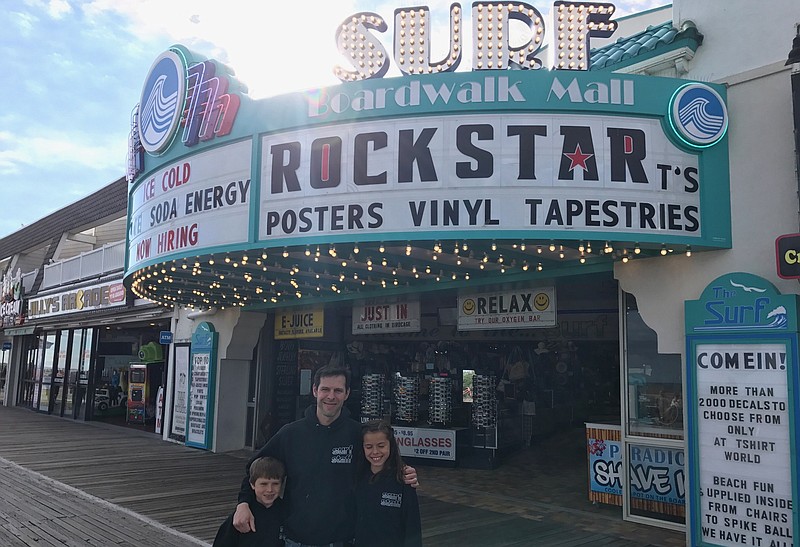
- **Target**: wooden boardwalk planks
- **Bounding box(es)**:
[0,406,686,546]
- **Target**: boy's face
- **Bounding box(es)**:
[251,477,282,507]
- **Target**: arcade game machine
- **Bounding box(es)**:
[126,342,165,425]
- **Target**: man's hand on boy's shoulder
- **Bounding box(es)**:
[233,502,256,533]
[403,465,419,488]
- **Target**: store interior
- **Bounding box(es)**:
[91,321,169,432]
[278,275,625,473]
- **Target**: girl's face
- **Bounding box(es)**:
[363,431,391,473]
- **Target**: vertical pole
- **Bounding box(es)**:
[787,26,800,228]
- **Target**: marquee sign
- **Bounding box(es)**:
[124,3,731,310]
[259,111,701,244]
[127,140,252,271]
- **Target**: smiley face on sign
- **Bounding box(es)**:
[534,292,550,311]
[462,298,476,315]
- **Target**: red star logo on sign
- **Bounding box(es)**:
[563,144,594,172]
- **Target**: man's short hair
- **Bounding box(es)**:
[313,364,351,391]
[249,456,285,484]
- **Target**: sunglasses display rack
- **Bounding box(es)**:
[428,377,453,426]
[393,375,419,424]
[360,373,385,419]
[471,374,498,429]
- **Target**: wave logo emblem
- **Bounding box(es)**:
[669,83,728,148]
[139,50,186,155]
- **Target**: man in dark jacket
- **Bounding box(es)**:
[233,364,417,547]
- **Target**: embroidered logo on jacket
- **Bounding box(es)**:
[381,492,402,508]
[331,444,353,464]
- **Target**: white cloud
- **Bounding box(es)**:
[46,0,72,19]
[0,130,125,175]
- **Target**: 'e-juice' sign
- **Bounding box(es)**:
[685,273,799,547]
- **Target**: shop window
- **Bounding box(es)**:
[51,330,71,416]
[0,344,8,404]
[39,332,57,412]
[68,328,94,420]
[626,441,685,524]
[17,336,40,409]
[624,293,683,438]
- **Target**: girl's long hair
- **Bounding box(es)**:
[359,419,405,484]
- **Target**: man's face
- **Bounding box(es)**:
[313,374,350,424]
[251,477,282,507]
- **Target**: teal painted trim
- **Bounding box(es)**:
[241,261,612,311]
[685,335,701,545]
[257,228,721,251]
[790,334,800,547]
[686,273,797,335]
[697,139,732,248]
[186,322,217,450]
[123,241,257,277]
[249,137,262,243]
[124,185,134,272]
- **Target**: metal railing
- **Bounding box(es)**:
[41,241,125,289]
[21,270,38,294]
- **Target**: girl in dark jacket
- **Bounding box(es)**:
[355,420,422,547]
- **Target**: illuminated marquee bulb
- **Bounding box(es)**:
[553,2,616,71]
[472,2,545,71]
[334,13,389,81]
[395,4,462,75]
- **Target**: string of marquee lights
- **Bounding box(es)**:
[129,239,689,310]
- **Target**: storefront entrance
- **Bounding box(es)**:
[15,320,169,432]
[253,272,685,528]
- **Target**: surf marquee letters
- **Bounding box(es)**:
[334,1,617,81]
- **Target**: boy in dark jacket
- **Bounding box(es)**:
[232,365,418,547]
[213,456,286,547]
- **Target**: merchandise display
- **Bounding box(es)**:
[428,377,452,426]
[471,375,497,429]
[393,374,419,424]
[360,373,385,419]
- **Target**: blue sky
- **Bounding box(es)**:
[0,0,667,240]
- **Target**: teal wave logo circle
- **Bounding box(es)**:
[139,50,186,155]
[669,83,728,148]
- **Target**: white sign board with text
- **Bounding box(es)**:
[695,342,793,546]
[393,426,455,461]
[186,352,211,447]
[352,296,421,334]
[458,286,556,330]
[128,140,252,270]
